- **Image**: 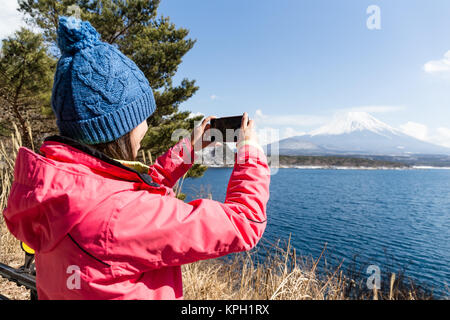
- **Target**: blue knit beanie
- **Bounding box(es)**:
[51,16,156,144]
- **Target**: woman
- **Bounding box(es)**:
[3,16,270,300]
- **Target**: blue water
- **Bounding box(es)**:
[182,168,450,297]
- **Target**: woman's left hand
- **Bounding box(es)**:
[190,116,217,150]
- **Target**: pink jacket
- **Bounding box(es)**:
[3,135,270,300]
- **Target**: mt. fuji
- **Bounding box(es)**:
[309,112,399,136]
[269,112,450,156]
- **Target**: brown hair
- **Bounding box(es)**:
[90,132,135,161]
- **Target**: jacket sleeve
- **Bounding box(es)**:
[147,137,194,188]
[106,144,270,272]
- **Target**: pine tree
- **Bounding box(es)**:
[0,28,56,149]
[18,0,207,177]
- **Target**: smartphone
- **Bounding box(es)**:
[210,115,246,142]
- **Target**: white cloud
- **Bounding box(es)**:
[399,122,429,141]
[0,0,27,40]
[437,127,450,138]
[254,109,326,127]
[345,105,406,114]
[187,112,204,119]
[253,109,320,145]
[255,109,265,118]
[433,127,450,148]
[254,126,306,146]
[423,51,450,74]
[399,121,450,148]
[283,127,306,138]
[210,94,218,101]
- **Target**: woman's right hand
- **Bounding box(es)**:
[238,112,258,145]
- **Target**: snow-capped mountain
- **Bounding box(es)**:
[309,112,399,136]
[267,112,450,156]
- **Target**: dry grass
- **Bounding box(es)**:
[0,126,441,300]
[181,238,438,300]
[182,241,347,300]
[0,125,31,299]
[0,124,27,267]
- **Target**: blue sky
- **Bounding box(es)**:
[156,0,450,146]
[2,1,450,146]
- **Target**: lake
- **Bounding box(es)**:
[182,168,450,297]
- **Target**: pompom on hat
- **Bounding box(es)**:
[51,16,156,145]
[57,16,101,54]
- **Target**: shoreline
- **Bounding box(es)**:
[276,165,450,170]
[206,165,450,170]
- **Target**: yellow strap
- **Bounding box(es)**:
[21,242,35,255]
[115,159,150,174]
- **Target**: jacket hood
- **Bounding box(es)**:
[2,136,160,253]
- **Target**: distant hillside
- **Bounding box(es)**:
[199,145,414,168]
[334,154,450,167]
[278,155,409,168]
